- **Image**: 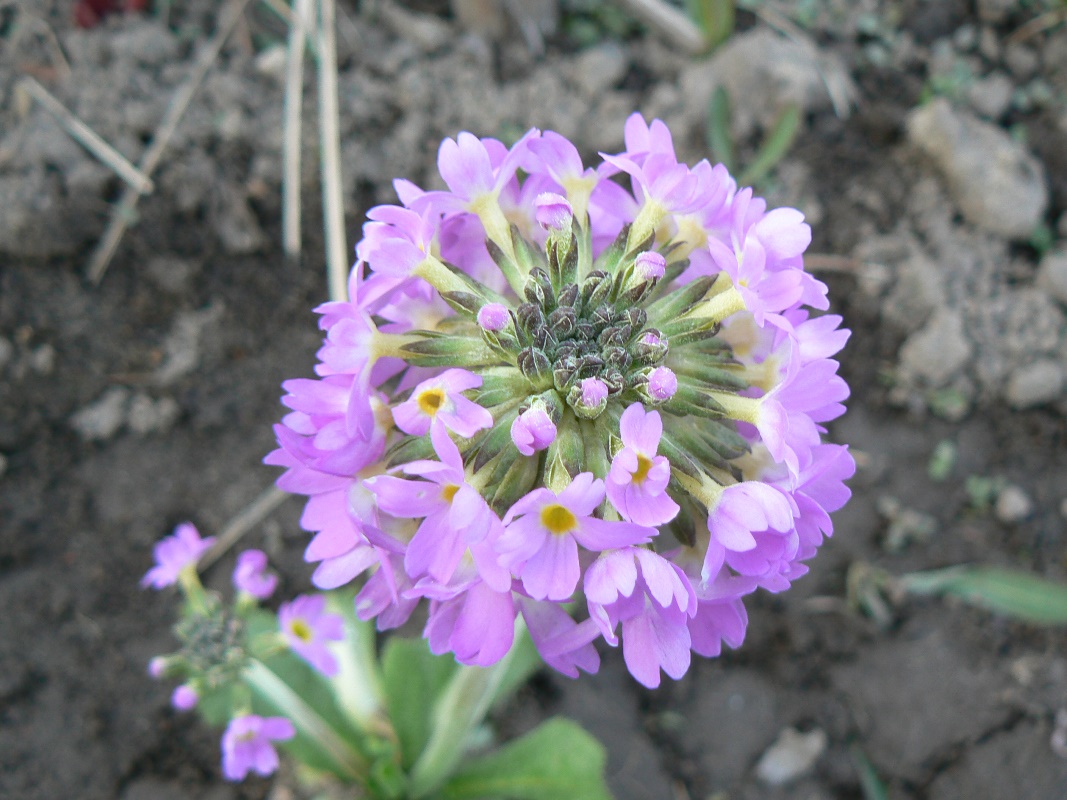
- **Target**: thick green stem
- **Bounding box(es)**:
[244,658,367,782]
[406,621,524,798]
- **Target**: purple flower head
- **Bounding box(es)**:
[498,473,653,601]
[477,302,511,332]
[646,366,678,402]
[171,684,198,711]
[221,715,295,782]
[392,368,494,438]
[147,656,168,679]
[268,116,853,686]
[606,404,680,527]
[232,549,277,599]
[634,251,666,281]
[534,192,573,231]
[511,404,557,456]
[279,594,345,676]
[141,523,215,589]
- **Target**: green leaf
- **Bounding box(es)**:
[850,744,889,800]
[687,0,735,50]
[440,718,614,800]
[706,86,735,172]
[898,565,1067,625]
[738,103,801,187]
[381,636,459,771]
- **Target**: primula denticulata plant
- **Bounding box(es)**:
[145,113,855,798]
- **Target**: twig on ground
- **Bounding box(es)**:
[8,8,72,80]
[283,0,314,259]
[18,77,154,194]
[198,485,290,572]
[317,0,350,302]
[1008,6,1067,44]
[613,0,707,55]
[86,0,254,284]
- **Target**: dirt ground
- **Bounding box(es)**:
[3,1,1067,798]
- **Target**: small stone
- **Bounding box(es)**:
[29,344,55,375]
[213,186,266,255]
[898,308,973,387]
[570,43,628,98]
[154,303,225,386]
[70,387,130,442]
[146,256,196,295]
[978,26,1000,61]
[1006,360,1064,408]
[680,28,854,140]
[755,727,828,786]
[126,394,180,435]
[1004,43,1039,79]
[0,337,14,370]
[995,485,1033,524]
[254,44,288,80]
[967,72,1014,119]
[381,2,452,52]
[907,98,1048,238]
[977,0,1017,23]
[1037,248,1067,307]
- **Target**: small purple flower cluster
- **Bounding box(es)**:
[268,114,854,688]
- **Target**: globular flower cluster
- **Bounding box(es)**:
[268,114,854,688]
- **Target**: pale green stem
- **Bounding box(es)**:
[406,619,525,798]
[244,658,367,781]
[707,390,761,425]
[371,331,426,359]
[326,595,385,732]
[414,255,471,296]
[627,199,667,253]
[683,284,746,324]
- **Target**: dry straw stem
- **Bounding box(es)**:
[614,0,707,54]
[283,0,315,258]
[18,77,154,194]
[317,0,350,303]
[86,0,254,284]
[198,485,290,572]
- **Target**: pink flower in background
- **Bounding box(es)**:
[141,523,215,589]
[221,715,295,781]
[279,594,345,676]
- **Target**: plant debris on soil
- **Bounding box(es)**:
[3,1,1067,798]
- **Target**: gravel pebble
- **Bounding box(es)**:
[70,387,130,442]
[898,308,973,387]
[995,485,1033,524]
[1037,248,1067,307]
[1006,360,1064,408]
[755,727,828,786]
[907,98,1048,238]
[126,394,181,435]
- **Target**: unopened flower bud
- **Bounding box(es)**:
[477,302,510,332]
[634,251,666,281]
[633,329,669,364]
[569,377,609,418]
[171,684,199,711]
[535,192,573,231]
[148,656,169,679]
[647,366,678,402]
[511,405,557,456]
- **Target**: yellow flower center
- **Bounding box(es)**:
[442,483,460,503]
[417,388,446,415]
[633,454,653,484]
[540,503,578,535]
[290,619,313,642]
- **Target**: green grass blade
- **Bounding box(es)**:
[850,744,889,800]
[738,102,801,187]
[706,86,735,173]
[898,565,1067,625]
